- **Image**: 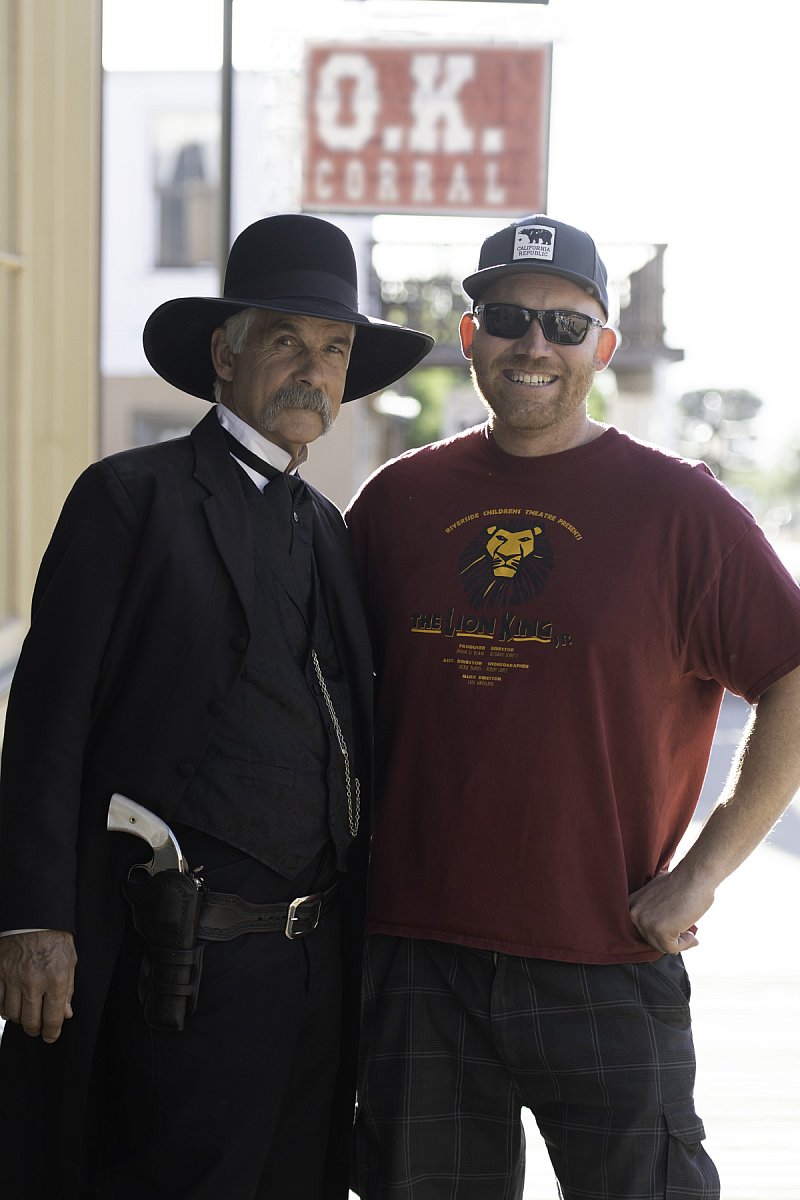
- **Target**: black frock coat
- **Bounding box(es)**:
[0,408,373,1197]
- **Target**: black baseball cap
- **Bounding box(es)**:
[462,214,609,318]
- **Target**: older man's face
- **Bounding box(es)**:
[213,310,355,453]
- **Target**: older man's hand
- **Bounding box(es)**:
[0,930,77,1043]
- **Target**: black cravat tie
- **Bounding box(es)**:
[223,429,285,482]
[224,430,302,551]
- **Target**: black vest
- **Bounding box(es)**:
[175,469,357,879]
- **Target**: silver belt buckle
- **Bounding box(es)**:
[284,892,323,940]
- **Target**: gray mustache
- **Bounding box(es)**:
[263,385,333,434]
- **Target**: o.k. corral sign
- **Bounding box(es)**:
[302,44,551,216]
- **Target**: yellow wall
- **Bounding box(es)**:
[0,0,102,716]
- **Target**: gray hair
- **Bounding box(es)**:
[212,307,258,403]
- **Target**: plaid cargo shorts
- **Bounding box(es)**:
[353,934,720,1200]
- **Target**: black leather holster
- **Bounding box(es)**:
[122,868,205,1033]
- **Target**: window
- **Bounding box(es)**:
[154,112,219,268]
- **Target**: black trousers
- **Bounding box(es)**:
[95,830,344,1200]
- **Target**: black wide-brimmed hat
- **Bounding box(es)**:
[143,214,434,403]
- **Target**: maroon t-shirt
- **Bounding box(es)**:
[347,425,800,963]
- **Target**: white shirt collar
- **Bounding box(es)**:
[216,404,293,490]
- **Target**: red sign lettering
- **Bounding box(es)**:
[303,44,551,215]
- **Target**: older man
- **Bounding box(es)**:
[0,214,432,1199]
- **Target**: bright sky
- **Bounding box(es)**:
[102,0,800,460]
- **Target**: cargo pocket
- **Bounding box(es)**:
[663,1099,720,1198]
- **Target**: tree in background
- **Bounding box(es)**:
[677,388,762,481]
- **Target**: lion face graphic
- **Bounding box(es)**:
[459,521,554,609]
[485,526,537,578]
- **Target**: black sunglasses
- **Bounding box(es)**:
[473,303,604,345]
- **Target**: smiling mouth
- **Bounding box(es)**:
[504,370,558,387]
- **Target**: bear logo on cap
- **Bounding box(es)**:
[513,223,557,262]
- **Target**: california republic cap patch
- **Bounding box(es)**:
[512,222,557,262]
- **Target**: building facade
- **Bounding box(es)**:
[0,0,102,714]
